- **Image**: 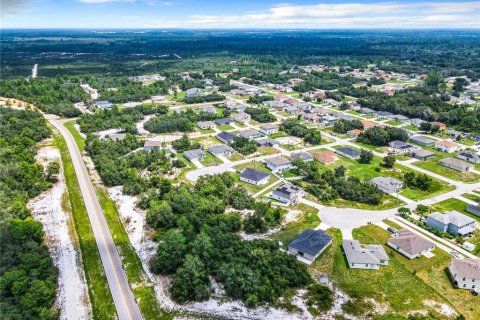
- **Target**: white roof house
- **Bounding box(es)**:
[258,123,279,135]
[270,183,304,205]
[370,177,403,194]
[426,211,476,237]
[265,156,292,172]
[342,240,389,270]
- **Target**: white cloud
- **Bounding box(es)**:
[1,0,29,17]
[149,1,480,29]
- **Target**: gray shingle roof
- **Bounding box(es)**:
[216,131,236,142]
[208,144,234,155]
[289,229,332,257]
[428,211,475,228]
[240,168,270,182]
[343,240,389,264]
[336,147,361,158]
[184,149,205,160]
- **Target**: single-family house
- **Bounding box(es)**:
[288,229,332,262]
[388,140,417,154]
[390,114,410,122]
[361,119,376,129]
[238,129,262,140]
[347,129,362,139]
[303,113,320,123]
[335,147,361,159]
[387,229,435,259]
[186,88,202,98]
[314,151,338,165]
[197,121,215,130]
[435,140,460,153]
[239,168,270,186]
[234,112,251,123]
[95,101,112,109]
[291,152,314,162]
[183,149,206,161]
[466,204,480,218]
[265,156,292,172]
[143,140,163,151]
[216,131,236,144]
[215,118,234,126]
[271,183,304,205]
[342,240,389,270]
[431,121,446,130]
[258,124,279,135]
[375,111,393,119]
[446,129,468,140]
[426,211,476,237]
[438,158,474,172]
[448,259,480,290]
[201,105,216,114]
[359,107,375,115]
[208,144,235,157]
[107,133,126,141]
[370,177,404,194]
[456,151,480,164]
[254,137,279,147]
[409,118,425,127]
[411,135,436,146]
[151,95,167,104]
[408,149,436,160]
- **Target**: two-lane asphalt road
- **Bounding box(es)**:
[50,118,142,320]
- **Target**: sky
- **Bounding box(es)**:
[1,0,480,29]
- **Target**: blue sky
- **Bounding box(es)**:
[1,0,480,29]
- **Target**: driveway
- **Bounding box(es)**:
[191,159,204,168]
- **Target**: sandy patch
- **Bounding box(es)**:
[423,300,457,317]
[136,114,155,135]
[74,123,87,139]
[28,145,91,320]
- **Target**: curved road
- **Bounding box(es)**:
[50,118,142,320]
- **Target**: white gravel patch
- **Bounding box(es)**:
[423,300,457,317]
[74,123,87,139]
[28,146,91,320]
[136,115,155,135]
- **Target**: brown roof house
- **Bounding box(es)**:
[448,259,480,290]
[387,229,435,259]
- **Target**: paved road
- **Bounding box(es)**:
[50,118,142,320]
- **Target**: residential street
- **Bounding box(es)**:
[49,117,143,320]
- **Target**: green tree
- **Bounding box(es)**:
[171,255,211,302]
[359,149,373,164]
[383,155,396,168]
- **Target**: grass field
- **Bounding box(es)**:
[64,120,86,152]
[350,225,480,319]
[414,154,480,183]
[269,203,320,248]
[461,192,480,202]
[385,120,403,126]
[338,226,451,316]
[54,133,117,320]
[199,152,223,166]
[431,198,480,222]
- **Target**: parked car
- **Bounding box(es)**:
[387,227,397,234]
[450,250,462,259]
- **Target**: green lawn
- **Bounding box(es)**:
[415,158,480,183]
[234,161,270,173]
[321,194,404,210]
[459,138,476,146]
[257,146,280,156]
[268,132,287,139]
[461,192,480,202]
[198,152,222,166]
[353,141,388,153]
[227,152,245,161]
[269,204,320,248]
[64,120,86,152]
[217,125,234,131]
[352,225,480,319]
[385,120,403,126]
[404,125,420,132]
[431,198,480,222]
[333,225,459,317]
[53,133,117,320]
[198,128,215,134]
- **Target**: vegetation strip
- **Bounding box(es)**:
[53,131,117,320]
[65,121,172,320]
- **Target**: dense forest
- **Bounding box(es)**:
[1,30,479,79]
[0,108,59,319]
